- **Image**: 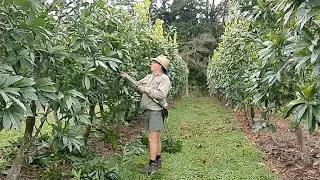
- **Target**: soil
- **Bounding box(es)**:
[88,117,144,157]
[233,109,320,180]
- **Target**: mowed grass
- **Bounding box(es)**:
[0,116,53,147]
[113,97,277,179]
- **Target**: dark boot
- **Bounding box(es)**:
[155,159,162,169]
[139,162,156,175]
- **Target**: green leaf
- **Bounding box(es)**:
[68,142,72,153]
[2,112,12,129]
[284,99,306,118]
[7,94,27,111]
[66,97,73,110]
[74,114,90,125]
[95,77,106,85]
[30,17,46,27]
[292,105,309,123]
[3,75,23,87]
[0,91,9,104]
[300,83,317,99]
[284,5,294,25]
[83,76,90,90]
[96,60,109,70]
[63,136,68,145]
[0,75,9,87]
[57,92,64,100]
[295,56,310,70]
[35,78,55,87]
[48,45,65,54]
[3,88,20,96]
[117,50,123,59]
[43,92,58,101]
[301,27,314,41]
[69,90,86,100]
[22,88,38,100]
[107,61,118,71]
[307,0,320,7]
[15,78,35,87]
[3,111,21,129]
[71,98,81,113]
[107,57,122,63]
[37,85,56,93]
[37,93,47,106]
[296,7,313,30]
[299,105,317,133]
[311,48,320,64]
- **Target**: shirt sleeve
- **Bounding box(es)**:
[125,75,138,87]
[137,75,151,86]
[125,74,150,87]
[145,76,171,100]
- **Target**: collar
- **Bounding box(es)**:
[152,72,163,77]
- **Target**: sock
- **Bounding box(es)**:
[156,155,161,160]
[149,159,156,165]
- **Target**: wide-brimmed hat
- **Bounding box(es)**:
[151,55,169,70]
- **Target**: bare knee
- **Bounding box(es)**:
[148,132,158,143]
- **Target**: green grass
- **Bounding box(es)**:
[108,97,277,179]
[0,116,53,147]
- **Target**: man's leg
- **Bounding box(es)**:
[140,131,158,175]
[156,132,161,155]
[156,132,162,168]
[140,110,163,175]
[148,131,158,161]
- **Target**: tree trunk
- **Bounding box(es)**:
[211,0,215,21]
[24,116,35,140]
[84,104,96,145]
[270,131,277,145]
[250,106,255,124]
[99,102,104,118]
[295,124,311,166]
[6,117,34,180]
[6,146,24,180]
[206,0,210,19]
[6,102,36,180]
[244,106,248,122]
[149,0,157,19]
[185,76,189,97]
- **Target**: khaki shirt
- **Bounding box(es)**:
[127,73,171,111]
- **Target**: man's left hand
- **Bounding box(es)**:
[137,86,146,93]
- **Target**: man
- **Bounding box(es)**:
[120,55,171,175]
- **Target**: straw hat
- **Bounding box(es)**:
[151,55,169,70]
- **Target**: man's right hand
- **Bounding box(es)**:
[120,72,128,78]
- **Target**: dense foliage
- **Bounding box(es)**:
[0,0,188,178]
[207,0,320,165]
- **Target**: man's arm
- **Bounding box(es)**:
[120,72,149,87]
[125,75,138,86]
[136,75,151,86]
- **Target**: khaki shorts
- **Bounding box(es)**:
[143,110,164,132]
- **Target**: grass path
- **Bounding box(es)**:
[122,97,276,179]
